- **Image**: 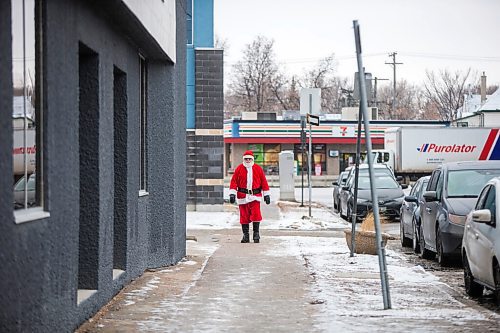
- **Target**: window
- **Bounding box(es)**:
[294,144,326,174]
[483,187,496,224]
[185,0,193,45]
[12,0,43,213]
[139,56,148,192]
[248,144,280,175]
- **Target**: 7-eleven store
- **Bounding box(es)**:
[224,119,446,178]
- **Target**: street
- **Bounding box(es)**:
[78,188,500,332]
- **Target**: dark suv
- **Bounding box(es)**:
[419,161,500,265]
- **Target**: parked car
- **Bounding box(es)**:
[333,168,351,212]
[461,177,500,302]
[339,164,406,222]
[419,161,500,266]
[400,176,430,252]
[14,173,36,209]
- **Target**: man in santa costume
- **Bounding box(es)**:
[229,150,271,243]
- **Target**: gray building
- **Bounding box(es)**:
[1,0,186,331]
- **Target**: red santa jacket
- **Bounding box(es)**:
[229,163,270,205]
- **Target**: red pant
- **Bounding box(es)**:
[239,200,262,224]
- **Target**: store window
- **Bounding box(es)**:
[248,144,280,175]
[12,0,42,213]
[294,144,326,175]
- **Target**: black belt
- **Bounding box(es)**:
[237,187,262,195]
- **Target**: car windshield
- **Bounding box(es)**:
[357,175,399,190]
[447,169,500,197]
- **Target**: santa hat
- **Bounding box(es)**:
[242,150,254,160]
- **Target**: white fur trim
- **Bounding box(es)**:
[263,190,271,196]
[229,189,237,195]
[242,155,254,160]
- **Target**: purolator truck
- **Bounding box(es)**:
[371,127,500,184]
[12,116,36,181]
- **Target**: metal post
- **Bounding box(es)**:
[308,95,312,218]
[300,116,305,207]
[354,20,392,309]
[350,106,363,257]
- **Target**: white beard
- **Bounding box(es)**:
[243,160,254,168]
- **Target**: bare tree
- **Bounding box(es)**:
[423,68,473,121]
[228,36,280,113]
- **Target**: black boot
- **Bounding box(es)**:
[253,222,260,243]
[241,224,250,243]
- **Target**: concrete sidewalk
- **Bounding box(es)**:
[77,206,500,332]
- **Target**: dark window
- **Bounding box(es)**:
[427,170,441,191]
[481,185,496,225]
[139,56,148,192]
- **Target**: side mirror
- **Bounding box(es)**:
[333,181,338,186]
[401,184,408,189]
[404,195,418,203]
[423,190,438,202]
[342,185,350,191]
[472,209,492,224]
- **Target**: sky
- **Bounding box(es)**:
[214,0,500,89]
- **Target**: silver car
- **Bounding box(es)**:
[462,176,500,303]
[14,173,36,209]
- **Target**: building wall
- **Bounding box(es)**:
[186,49,224,210]
[0,0,186,331]
[186,0,224,211]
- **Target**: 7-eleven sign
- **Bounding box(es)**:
[332,125,355,137]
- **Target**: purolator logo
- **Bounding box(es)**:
[417,143,477,153]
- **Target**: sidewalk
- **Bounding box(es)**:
[77,201,500,332]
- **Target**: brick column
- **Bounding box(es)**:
[186,48,224,211]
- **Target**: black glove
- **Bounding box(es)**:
[229,194,236,204]
[264,195,270,205]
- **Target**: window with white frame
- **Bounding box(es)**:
[12,0,43,212]
[139,55,148,192]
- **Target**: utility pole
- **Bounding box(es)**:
[371,77,389,107]
[385,52,403,115]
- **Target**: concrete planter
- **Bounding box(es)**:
[344,229,394,255]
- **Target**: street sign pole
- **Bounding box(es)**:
[308,95,313,218]
[300,116,305,207]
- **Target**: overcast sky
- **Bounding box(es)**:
[214,0,500,88]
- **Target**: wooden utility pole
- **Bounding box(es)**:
[385,52,403,114]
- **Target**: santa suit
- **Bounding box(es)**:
[229,162,270,224]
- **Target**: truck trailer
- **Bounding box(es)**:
[371,127,500,183]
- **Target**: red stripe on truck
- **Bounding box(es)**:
[479,129,499,160]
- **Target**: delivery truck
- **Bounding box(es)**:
[371,127,500,184]
[13,116,36,181]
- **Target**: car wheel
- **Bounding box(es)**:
[436,228,450,266]
[400,219,412,247]
[419,224,435,260]
[412,218,420,254]
[494,261,500,306]
[463,252,483,297]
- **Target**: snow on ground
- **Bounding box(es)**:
[269,236,498,331]
[189,187,348,231]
